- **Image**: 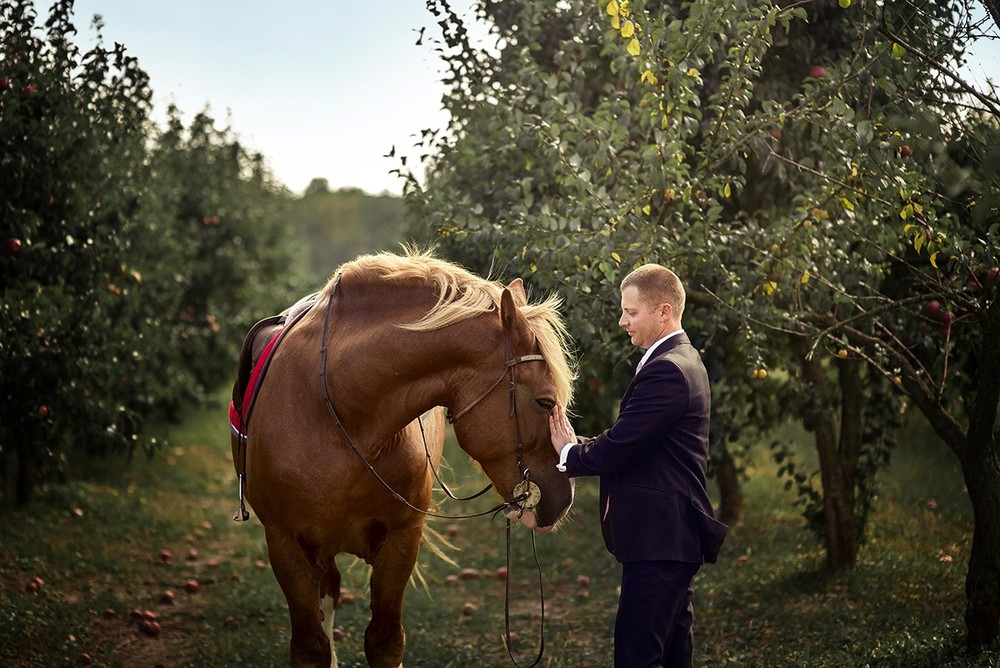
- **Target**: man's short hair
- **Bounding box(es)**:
[621,264,686,319]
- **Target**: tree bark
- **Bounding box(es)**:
[800,351,858,570]
[963,448,1000,647]
[716,446,743,526]
[838,358,863,503]
[962,302,1000,647]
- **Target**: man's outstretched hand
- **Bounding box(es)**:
[548,403,577,456]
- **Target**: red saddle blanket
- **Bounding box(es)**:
[229,293,317,441]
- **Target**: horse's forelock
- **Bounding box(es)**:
[329,250,577,407]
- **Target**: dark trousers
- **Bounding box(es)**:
[614,560,701,668]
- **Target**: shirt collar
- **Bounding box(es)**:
[637,329,684,372]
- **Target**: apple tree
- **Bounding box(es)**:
[406,0,887,554]
[0,0,162,501]
[0,0,307,502]
[405,0,1000,646]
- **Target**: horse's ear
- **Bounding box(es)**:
[506,278,527,306]
[500,287,527,339]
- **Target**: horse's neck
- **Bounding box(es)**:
[326,308,498,443]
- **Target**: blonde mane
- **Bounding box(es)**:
[329,248,576,407]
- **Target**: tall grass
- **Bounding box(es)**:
[1,395,997,667]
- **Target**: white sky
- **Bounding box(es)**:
[62,1,999,198]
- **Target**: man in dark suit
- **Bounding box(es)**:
[549,263,727,668]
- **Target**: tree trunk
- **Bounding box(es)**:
[963,447,1000,647]
[716,446,743,526]
[800,351,858,570]
[813,414,858,570]
[962,303,1000,647]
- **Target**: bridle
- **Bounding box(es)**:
[318,277,552,667]
[318,279,546,521]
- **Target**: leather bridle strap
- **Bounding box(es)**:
[447,351,545,424]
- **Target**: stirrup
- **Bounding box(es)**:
[233,473,251,522]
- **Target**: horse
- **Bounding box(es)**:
[230,249,576,667]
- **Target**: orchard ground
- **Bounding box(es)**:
[1,390,998,667]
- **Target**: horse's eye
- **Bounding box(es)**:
[536,397,556,412]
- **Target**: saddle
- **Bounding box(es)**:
[229,292,319,442]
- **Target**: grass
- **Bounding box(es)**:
[1,392,999,667]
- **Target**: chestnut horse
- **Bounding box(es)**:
[231,250,576,667]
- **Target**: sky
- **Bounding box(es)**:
[61,1,999,198]
[67,0,485,197]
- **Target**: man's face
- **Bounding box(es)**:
[618,285,668,350]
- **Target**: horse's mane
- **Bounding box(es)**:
[328,248,576,407]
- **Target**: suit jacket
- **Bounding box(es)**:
[564,332,728,564]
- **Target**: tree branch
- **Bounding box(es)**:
[982,0,1000,33]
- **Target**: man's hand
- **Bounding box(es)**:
[548,403,577,455]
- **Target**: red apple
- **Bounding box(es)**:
[447,524,460,537]
[459,568,479,580]
[925,300,942,318]
[23,84,37,95]
[6,237,22,255]
[184,579,202,593]
[0,76,10,91]
[900,145,913,157]
[987,267,1000,285]
[445,574,458,584]
[37,405,48,417]
[808,65,826,78]
[461,602,478,616]
[576,574,591,588]
[185,548,199,561]
[140,620,161,637]
[159,590,176,605]
[103,608,117,619]
[141,610,157,622]
[496,566,509,581]
[332,628,345,641]
[157,549,173,564]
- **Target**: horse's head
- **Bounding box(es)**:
[449,279,576,531]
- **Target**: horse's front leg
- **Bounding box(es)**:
[265,526,331,668]
[364,523,423,668]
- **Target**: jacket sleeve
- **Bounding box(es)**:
[565,359,688,477]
